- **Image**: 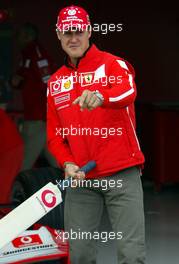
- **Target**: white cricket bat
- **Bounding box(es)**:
[0,161,96,249]
[0,182,62,249]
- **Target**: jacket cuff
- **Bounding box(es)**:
[54,153,75,169]
[63,161,76,168]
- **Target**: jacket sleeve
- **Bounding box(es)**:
[97,59,137,108]
[47,91,75,168]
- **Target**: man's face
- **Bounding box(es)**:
[57,28,91,60]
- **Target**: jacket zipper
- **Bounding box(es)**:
[75,70,92,163]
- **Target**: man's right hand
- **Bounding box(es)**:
[64,163,85,180]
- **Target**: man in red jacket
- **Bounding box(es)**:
[12,23,57,170]
[47,5,146,264]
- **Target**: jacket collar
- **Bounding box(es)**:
[64,44,100,70]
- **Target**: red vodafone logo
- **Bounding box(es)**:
[12,234,42,248]
[21,236,32,244]
[41,189,57,208]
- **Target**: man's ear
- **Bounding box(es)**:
[88,30,92,39]
[56,30,61,40]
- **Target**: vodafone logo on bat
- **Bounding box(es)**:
[41,189,57,208]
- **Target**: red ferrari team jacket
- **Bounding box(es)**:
[47,44,145,178]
